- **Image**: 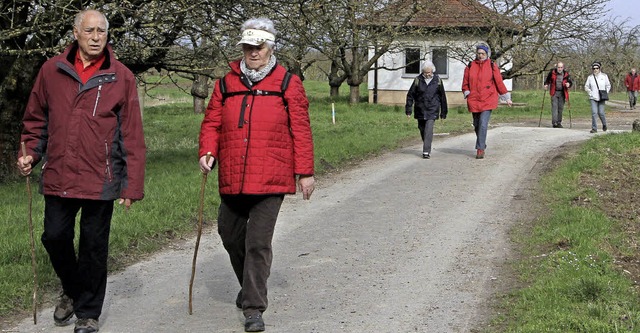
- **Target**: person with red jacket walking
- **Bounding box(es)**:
[462,44,512,159]
[16,9,146,333]
[198,17,315,332]
[624,68,639,109]
[544,62,573,128]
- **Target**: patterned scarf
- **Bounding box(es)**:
[241,55,277,84]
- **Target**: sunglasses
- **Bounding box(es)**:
[592,67,600,70]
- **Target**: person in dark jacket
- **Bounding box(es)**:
[544,62,573,128]
[16,9,146,333]
[405,60,448,159]
[198,17,315,332]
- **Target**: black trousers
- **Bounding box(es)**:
[42,195,113,320]
[218,194,284,317]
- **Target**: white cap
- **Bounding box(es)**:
[237,29,275,46]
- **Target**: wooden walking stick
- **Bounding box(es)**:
[189,152,211,315]
[538,88,547,127]
[21,142,38,324]
[568,99,572,128]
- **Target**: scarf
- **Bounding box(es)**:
[240,55,277,84]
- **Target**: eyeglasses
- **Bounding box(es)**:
[592,67,600,70]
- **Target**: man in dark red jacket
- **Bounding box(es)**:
[199,17,314,332]
[544,62,573,128]
[16,9,145,333]
[624,68,639,109]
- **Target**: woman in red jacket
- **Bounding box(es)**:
[198,17,315,332]
[462,44,512,159]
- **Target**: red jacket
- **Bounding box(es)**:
[199,61,314,195]
[462,60,509,113]
[625,72,639,91]
[544,69,573,100]
[20,42,146,201]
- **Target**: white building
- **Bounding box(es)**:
[367,0,515,106]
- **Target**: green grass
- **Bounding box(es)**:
[2,83,638,330]
[490,133,640,332]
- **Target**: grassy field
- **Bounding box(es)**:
[1,81,639,332]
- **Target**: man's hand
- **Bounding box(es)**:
[17,155,33,176]
[118,198,138,211]
[298,175,315,200]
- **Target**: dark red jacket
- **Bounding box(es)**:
[545,69,573,100]
[199,61,314,195]
[20,42,146,201]
[625,72,639,91]
[462,60,509,113]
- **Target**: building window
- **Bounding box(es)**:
[405,48,421,75]
[432,48,448,76]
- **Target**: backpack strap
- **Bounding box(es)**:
[220,70,294,128]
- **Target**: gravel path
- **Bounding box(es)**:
[7,126,603,333]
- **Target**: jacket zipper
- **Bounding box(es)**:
[104,141,112,182]
[93,84,102,116]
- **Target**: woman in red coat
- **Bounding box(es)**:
[198,18,315,332]
[462,44,512,159]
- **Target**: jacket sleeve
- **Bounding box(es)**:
[284,74,314,176]
[119,71,146,200]
[405,79,417,115]
[544,70,553,85]
[462,66,470,93]
[439,79,448,119]
[20,67,49,165]
[199,79,224,160]
[605,74,611,92]
[493,63,509,96]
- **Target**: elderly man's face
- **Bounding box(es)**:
[422,68,433,78]
[73,11,108,63]
[242,44,273,71]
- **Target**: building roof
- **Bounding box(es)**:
[365,0,516,31]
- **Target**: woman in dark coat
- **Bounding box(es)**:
[405,60,448,159]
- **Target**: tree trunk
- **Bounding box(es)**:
[191,74,209,114]
[0,56,44,182]
[349,85,360,104]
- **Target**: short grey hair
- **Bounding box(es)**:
[422,60,436,73]
[240,18,277,49]
[74,10,109,31]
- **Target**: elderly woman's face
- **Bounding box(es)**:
[422,68,433,78]
[242,44,273,71]
[476,49,488,60]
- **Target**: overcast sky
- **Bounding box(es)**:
[605,0,640,27]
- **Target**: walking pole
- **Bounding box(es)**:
[189,152,211,315]
[568,100,572,128]
[538,88,547,127]
[21,142,38,324]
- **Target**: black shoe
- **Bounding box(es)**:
[603,125,607,132]
[422,152,430,159]
[74,318,99,333]
[590,129,597,133]
[245,313,265,332]
[556,123,563,128]
[54,294,74,326]
[236,290,242,309]
[552,123,558,128]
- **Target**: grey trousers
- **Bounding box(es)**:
[628,91,637,108]
[418,119,435,154]
[551,92,565,126]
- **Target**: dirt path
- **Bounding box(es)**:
[11,121,623,333]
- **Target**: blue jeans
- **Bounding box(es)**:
[472,110,492,150]
[590,99,607,131]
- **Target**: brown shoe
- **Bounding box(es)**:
[53,294,74,326]
[74,318,99,333]
[476,149,485,159]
